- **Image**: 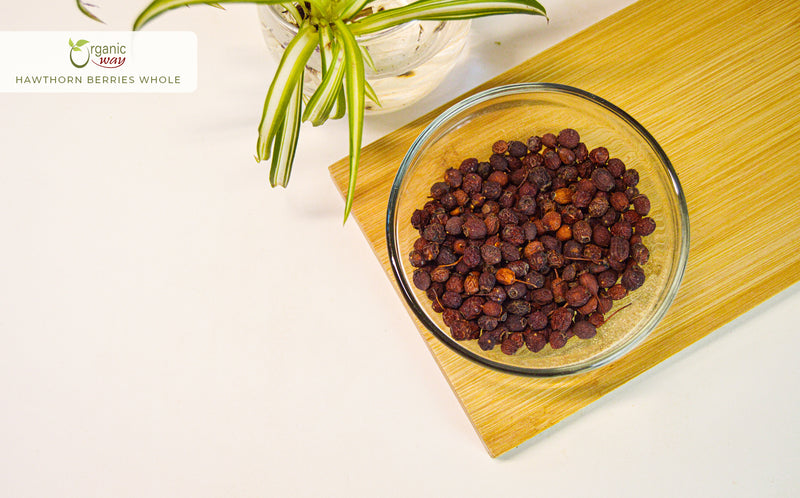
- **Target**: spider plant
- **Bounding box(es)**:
[77,0,547,220]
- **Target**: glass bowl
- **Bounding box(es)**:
[386,83,690,377]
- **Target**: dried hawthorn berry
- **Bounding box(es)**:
[572,189,592,209]
[507,260,530,278]
[430,182,450,199]
[463,245,482,268]
[588,196,610,217]
[632,195,651,216]
[561,204,583,225]
[606,158,626,178]
[430,266,450,283]
[554,187,573,205]
[597,270,618,289]
[409,251,426,267]
[531,288,554,305]
[631,243,650,265]
[487,286,507,303]
[591,168,615,192]
[556,225,572,242]
[459,157,478,174]
[621,265,646,291]
[492,140,508,154]
[549,330,568,349]
[598,297,613,314]
[550,307,574,333]
[623,168,640,187]
[557,128,580,148]
[592,224,611,247]
[508,140,528,158]
[502,225,525,246]
[528,310,548,330]
[543,149,562,170]
[607,284,628,300]
[635,217,656,236]
[524,331,547,352]
[610,191,629,212]
[413,269,431,291]
[505,315,527,332]
[521,221,539,241]
[525,271,545,289]
[506,282,527,300]
[527,135,542,152]
[445,215,463,235]
[542,211,562,232]
[496,268,516,286]
[482,180,503,200]
[622,210,641,224]
[609,236,630,262]
[478,330,498,350]
[464,273,480,295]
[572,320,597,339]
[422,223,446,244]
[566,285,592,308]
[489,154,509,172]
[500,242,521,262]
[441,290,464,309]
[482,300,503,317]
[481,244,502,265]
[502,296,529,314]
[589,147,609,164]
[578,296,598,315]
[600,208,619,227]
[558,147,576,165]
[572,220,592,244]
[444,168,463,188]
[462,215,487,239]
[579,273,600,296]
[459,296,484,320]
[487,170,509,187]
[501,332,524,355]
[528,167,552,191]
[446,275,465,294]
[477,315,499,332]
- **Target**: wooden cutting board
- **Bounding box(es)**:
[329,0,800,457]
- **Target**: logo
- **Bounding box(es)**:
[68,38,127,69]
[68,38,90,68]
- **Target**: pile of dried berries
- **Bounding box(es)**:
[408,129,655,355]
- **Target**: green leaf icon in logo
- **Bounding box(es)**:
[69,38,90,68]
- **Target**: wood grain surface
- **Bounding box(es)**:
[329,0,800,456]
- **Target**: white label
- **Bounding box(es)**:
[0,31,197,93]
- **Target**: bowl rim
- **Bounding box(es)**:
[386,82,690,377]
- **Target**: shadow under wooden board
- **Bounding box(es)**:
[329,0,800,457]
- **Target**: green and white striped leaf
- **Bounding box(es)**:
[76,0,105,23]
[269,75,304,187]
[358,44,377,72]
[339,0,373,20]
[332,86,347,120]
[335,20,365,221]
[302,43,346,126]
[364,80,380,107]
[280,2,303,24]
[349,0,546,35]
[256,21,318,160]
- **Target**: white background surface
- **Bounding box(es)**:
[2,1,798,496]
